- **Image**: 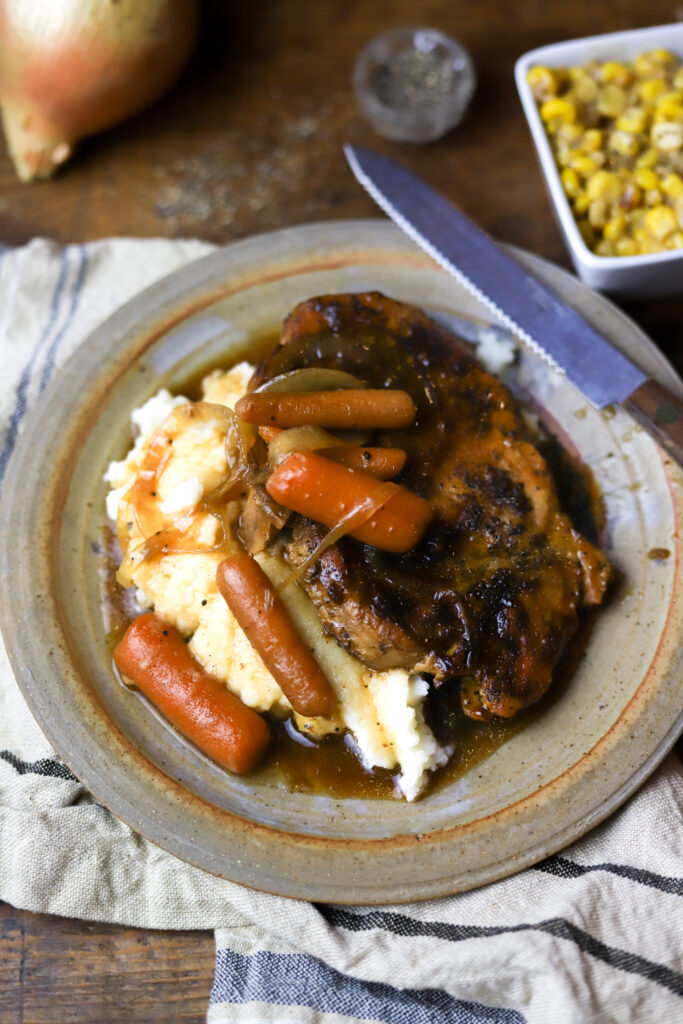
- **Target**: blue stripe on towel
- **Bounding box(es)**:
[0,248,69,487]
[211,948,524,1023]
[39,245,89,393]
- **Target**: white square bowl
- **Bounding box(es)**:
[515,22,683,298]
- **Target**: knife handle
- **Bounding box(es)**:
[623,379,683,469]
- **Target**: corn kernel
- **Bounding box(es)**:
[675,69,683,91]
[559,168,579,198]
[568,153,599,176]
[634,168,659,190]
[645,188,663,206]
[600,61,632,86]
[661,173,683,199]
[629,208,646,230]
[634,227,651,247]
[526,65,559,101]
[657,90,683,105]
[619,183,643,211]
[573,194,590,214]
[616,107,649,133]
[651,50,675,64]
[572,77,598,103]
[595,239,615,256]
[581,128,603,152]
[645,204,678,239]
[669,231,683,248]
[540,98,576,123]
[651,121,683,150]
[636,147,658,169]
[556,122,583,146]
[597,84,626,117]
[608,130,641,156]
[635,51,674,78]
[603,213,627,240]
[654,98,683,122]
[586,170,622,203]
[638,79,667,102]
[577,219,595,247]
[588,199,608,228]
[615,237,639,256]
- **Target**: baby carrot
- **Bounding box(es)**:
[235,389,416,430]
[258,425,282,443]
[114,614,270,774]
[319,445,406,479]
[265,451,432,553]
[217,554,336,717]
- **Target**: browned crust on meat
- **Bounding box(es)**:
[285,520,424,670]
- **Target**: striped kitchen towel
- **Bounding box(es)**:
[0,237,681,1024]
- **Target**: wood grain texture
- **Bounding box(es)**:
[0,0,682,1020]
[0,902,214,1024]
[624,379,683,468]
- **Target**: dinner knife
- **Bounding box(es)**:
[344,144,683,469]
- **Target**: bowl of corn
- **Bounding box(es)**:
[515,23,683,297]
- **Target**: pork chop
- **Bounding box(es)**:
[251,293,611,718]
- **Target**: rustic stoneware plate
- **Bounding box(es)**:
[1,221,681,903]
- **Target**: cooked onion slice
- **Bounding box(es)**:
[255,368,364,394]
[267,424,348,471]
[278,489,390,592]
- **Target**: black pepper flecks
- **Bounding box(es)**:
[371,49,458,112]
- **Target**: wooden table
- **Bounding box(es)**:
[1,1,681,1020]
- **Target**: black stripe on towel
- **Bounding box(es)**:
[211,947,525,1022]
[536,854,683,896]
[0,750,77,782]
[320,907,683,998]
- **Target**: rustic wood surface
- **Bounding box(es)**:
[1,1,681,1021]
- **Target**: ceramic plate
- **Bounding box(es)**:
[1,221,681,903]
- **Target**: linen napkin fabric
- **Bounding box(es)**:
[0,237,681,1024]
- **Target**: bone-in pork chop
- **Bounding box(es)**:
[250,293,611,719]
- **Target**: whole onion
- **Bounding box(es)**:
[0,0,200,181]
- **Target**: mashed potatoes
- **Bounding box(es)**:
[105,363,449,800]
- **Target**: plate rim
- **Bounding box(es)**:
[1,219,681,903]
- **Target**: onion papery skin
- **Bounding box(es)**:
[0,0,200,181]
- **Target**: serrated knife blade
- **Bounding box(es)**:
[344,144,683,468]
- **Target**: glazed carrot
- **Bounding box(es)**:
[217,554,336,717]
[319,445,406,480]
[265,451,432,553]
[235,389,416,429]
[114,614,270,774]
[258,425,282,443]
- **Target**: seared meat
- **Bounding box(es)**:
[286,519,424,671]
[239,485,290,555]
[252,292,611,718]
